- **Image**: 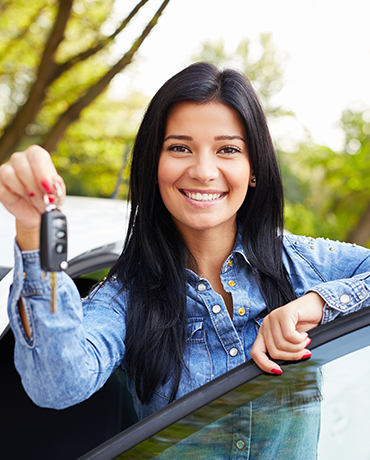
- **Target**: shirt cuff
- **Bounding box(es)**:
[307,276,370,324]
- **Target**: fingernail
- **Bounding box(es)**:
[302,351,312,360]
[271,368,282,375]
[48,194,55,203]
[28,192,35,197]
[306,337,312,346]
[41,180,53,193]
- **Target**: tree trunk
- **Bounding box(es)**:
[43,0,171,152]
[0,0,73,162]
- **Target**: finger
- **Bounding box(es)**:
[250,331,282,375]
[262,315,308,355]
[26,145,62,195]
[0,163,28,199]
[9,152,42,198]
[0,180,22,207]
[1,158,46,215]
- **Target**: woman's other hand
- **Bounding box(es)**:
[0,145,65,250]
[250,292,325,375]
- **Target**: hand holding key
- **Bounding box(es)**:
[0,145,66,251]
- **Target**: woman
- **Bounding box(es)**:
[1,62,369,430]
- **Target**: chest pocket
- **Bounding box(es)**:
[187,318,206,343]
[153,317,212,402]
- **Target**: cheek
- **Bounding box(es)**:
[157,157,179,207]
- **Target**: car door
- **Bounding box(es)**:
[78,307,370,460]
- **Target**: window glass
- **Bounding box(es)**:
[319,345,370,459]
[115,345,370,460]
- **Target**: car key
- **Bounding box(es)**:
[40,182,68,313]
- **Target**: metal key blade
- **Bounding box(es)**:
[50,271,57,313]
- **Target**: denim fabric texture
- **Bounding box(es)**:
[7,232,370,422]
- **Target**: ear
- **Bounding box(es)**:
[249,175,256,187]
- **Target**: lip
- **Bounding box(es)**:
[180,189,227,208]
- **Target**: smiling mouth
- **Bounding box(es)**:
[182,191,226,202]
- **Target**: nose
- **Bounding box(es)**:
[189,151,219,183]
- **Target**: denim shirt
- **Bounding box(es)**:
[8,233,370,421]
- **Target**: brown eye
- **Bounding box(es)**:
[168,144,191,153]
[219,146,241,155]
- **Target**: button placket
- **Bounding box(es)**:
[197,283,206,292]
[212,304,222,314]
[229,347,238,357]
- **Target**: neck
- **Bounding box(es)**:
[181,221,237,277]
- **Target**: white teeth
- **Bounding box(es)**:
[186,192,223,202]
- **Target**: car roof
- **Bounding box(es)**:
[0,196,129,338]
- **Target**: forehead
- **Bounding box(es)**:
[165,101,246,137]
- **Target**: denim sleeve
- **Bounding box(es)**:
[309,271,370,324]
[7,242,127,409]
[305,244,370,324]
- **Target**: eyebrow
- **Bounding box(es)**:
[163,134,246,143]
[214,135,246,143]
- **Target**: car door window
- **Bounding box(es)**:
[78,321,370,460]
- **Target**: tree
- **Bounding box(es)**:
[0,0,171,163]
[282,105,370,247]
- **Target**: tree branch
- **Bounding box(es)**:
[42,0,171,152]
[0,0,74,162]
[50,0,151,84]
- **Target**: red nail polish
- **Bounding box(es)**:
[271,368,282,375]
[302,351,312,360]
[48,194,55,203]
[306,337,312,346]
[28,192,35,197]
[41,180,53,193]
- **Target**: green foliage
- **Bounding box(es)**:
[0,0,163,199]
[282,107,370,245]
[52,90,148,198]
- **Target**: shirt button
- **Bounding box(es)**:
[340,294,350,304]
[238,307,246,316]
[197,283,206,292]
[236,440,245,450]
[212,304,222,314]
[229,347,238,357]
[228,280,236,287]
[227,259,233,267]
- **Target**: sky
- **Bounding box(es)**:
[111,0,370,152]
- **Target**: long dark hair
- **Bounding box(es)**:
[109,62,296,404]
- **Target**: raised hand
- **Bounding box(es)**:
[0,145,65,250]
[250,292,325,374]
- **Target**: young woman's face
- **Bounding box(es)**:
[158,101,255,238]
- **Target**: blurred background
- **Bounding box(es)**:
[0,0,369,246]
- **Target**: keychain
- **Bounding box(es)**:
[40,182,68,313]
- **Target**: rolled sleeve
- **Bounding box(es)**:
[307,272,370,323]
[7,241,127,409]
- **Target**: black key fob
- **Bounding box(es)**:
[40,208,68,272]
